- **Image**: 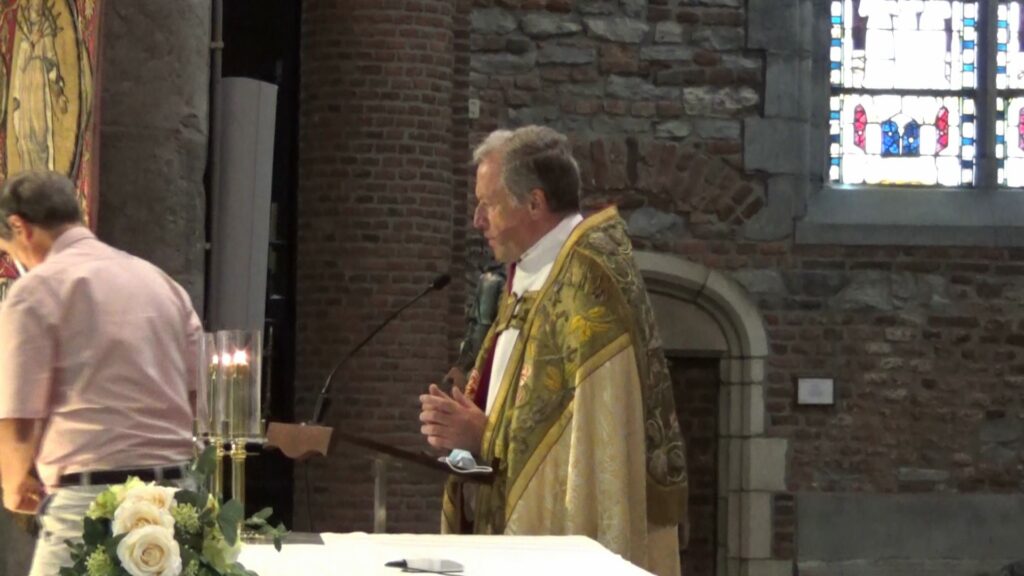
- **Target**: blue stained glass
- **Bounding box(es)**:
[831,157,841,165]
[963,137,975,145]
[961,160,974,169]
[882,120,901,157]
[998,135,1006,144]
[965,18,976,26]
[831,111,841,120]
[832,16,842,24]
[999,43,1008,51]
[831,134,841,143]
[999,66,1008,73]
[964,115,976,122]
[902,121,921,156]
[831,62,842,70]
[964,63,975,72]
[964,40,976,49]
[998,19,1009,28]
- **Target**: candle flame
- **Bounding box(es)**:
[220,352,233,366]
[232,349,249,366]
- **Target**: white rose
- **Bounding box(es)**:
[116,525,182,576]
[112,500,175,535]
[121,485,178,511]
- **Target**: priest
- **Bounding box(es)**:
[419,126,687,576]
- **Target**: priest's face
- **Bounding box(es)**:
[473,155,532,264]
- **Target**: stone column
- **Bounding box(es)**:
[97,0,210,305]
[298,0,455,531]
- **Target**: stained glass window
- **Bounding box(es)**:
[997,97,1024,185]
[830,1,978,186]
[996,2,1024,185]
[996,1,1023,89]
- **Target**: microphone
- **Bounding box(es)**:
[309,272,451,424]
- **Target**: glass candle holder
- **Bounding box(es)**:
[211,329,263,442]
[193,332,215,441]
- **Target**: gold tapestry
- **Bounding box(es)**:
[0,0,99,300]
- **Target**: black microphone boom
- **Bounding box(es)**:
[309,272,451,424]
[431,274,451,290]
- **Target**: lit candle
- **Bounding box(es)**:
[229,349,250,439]
[206,354,221,438]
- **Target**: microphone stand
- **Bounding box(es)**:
[310,276,448,424]
[264,274,452,533]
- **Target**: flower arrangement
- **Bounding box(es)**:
[60,447,286,576]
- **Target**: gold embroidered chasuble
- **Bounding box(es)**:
[445,207,688,576]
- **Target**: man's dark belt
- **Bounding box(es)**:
[57,464,186,487]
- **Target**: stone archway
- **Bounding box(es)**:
[635,251,791,576]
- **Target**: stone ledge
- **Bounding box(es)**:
[798,493,1024,561]
[798,559,1016,576]
[796,187,1024,247]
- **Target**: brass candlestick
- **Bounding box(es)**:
[213,437,226,501]
[206,329,263,513]
[230,440,247,505]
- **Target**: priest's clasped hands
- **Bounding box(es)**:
[419,382,486,453]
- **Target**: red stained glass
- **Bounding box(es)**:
[854,104,868,150]
[1019,107,1024,151]
[936,106,950,152]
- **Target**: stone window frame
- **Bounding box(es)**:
[747,0,1024,248]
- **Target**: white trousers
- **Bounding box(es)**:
[29,485,107,576]
[29,473,190,576]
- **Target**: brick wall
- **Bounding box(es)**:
[297,0,457,532]
[760,244,1024,496]
[450,0,474,365]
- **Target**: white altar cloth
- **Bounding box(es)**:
[238,532,655,575]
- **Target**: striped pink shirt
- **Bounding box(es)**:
[0,227,200,487]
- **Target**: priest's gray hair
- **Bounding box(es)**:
[0,171,82,240]
[472,125,581,214]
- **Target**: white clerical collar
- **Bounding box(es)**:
[512,213,583,295]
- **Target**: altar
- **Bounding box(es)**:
[238,532,656,575]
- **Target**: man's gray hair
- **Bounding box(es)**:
[0,171,82,240]
[472,125,581,213]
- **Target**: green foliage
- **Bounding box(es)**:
[172,503,202,536]
[82,518,107,547]
[84,548,115,576]
[218,500,243,546]
[242,508,287,552]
